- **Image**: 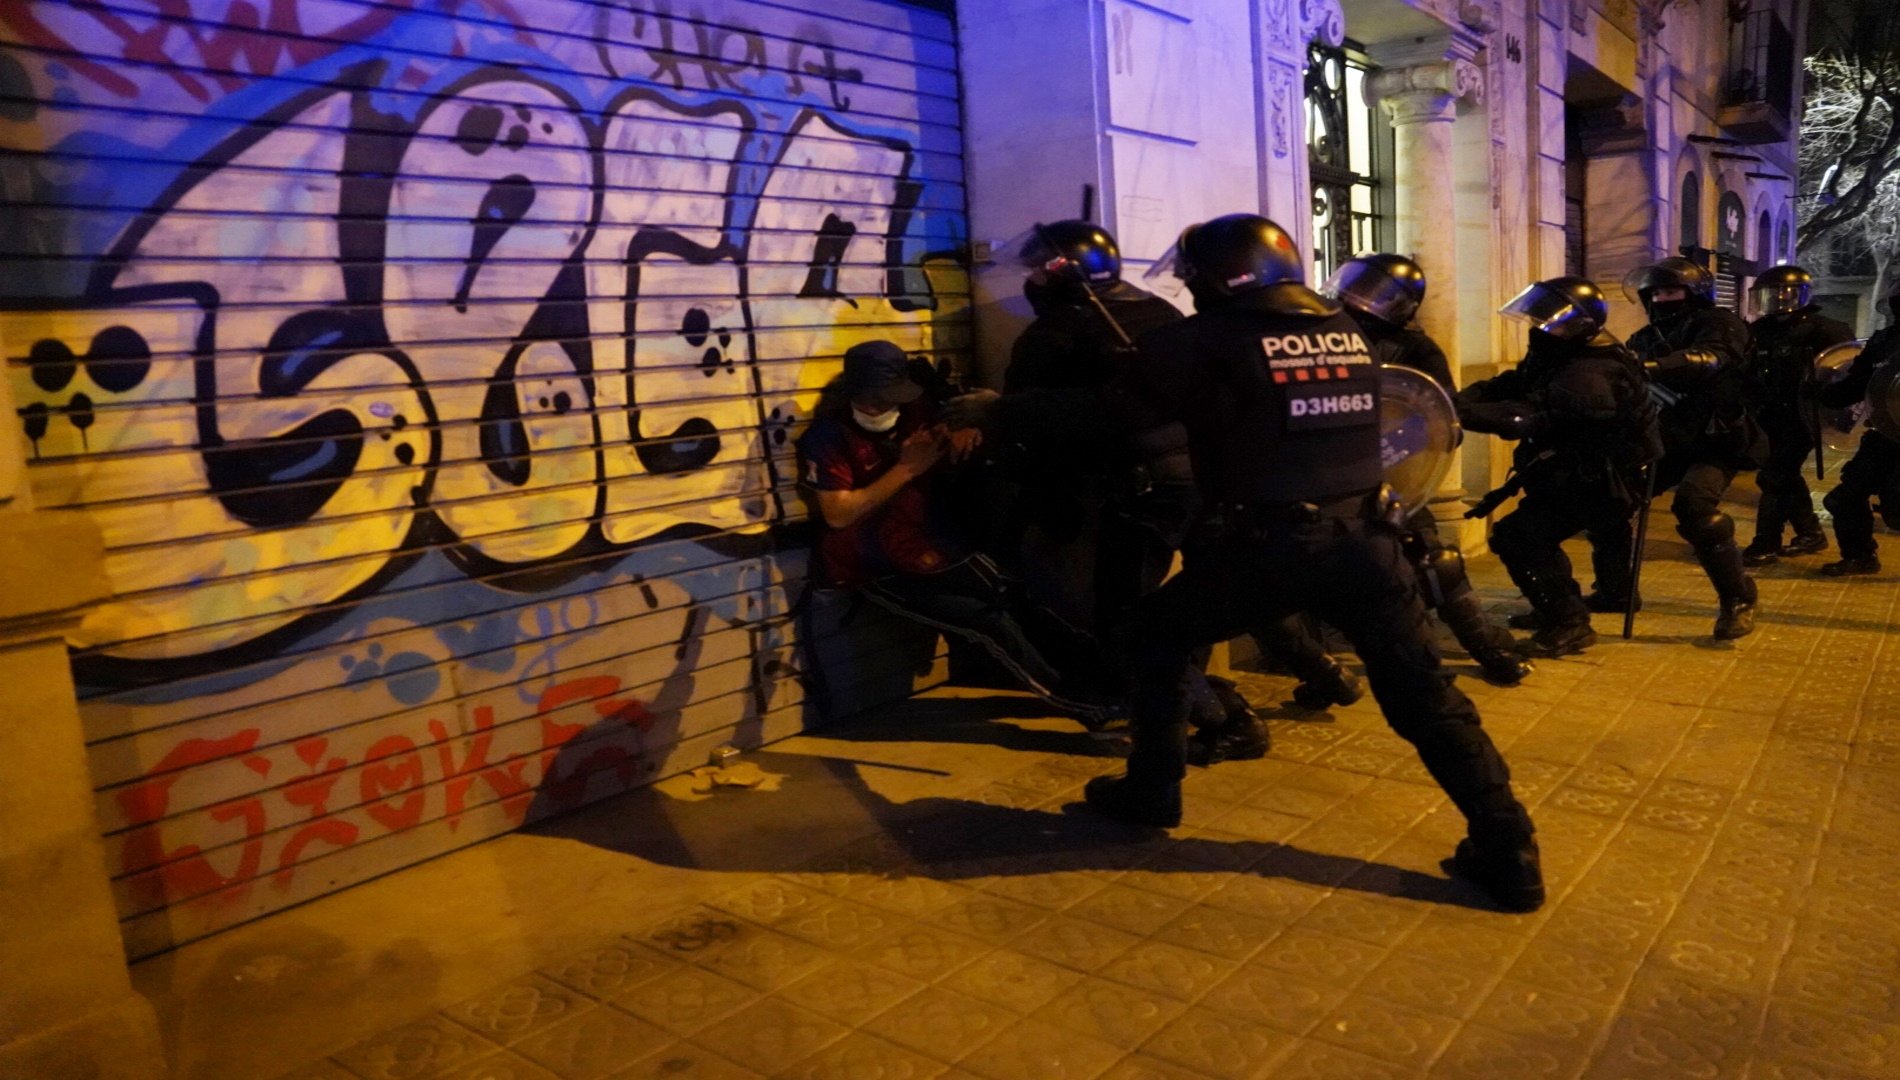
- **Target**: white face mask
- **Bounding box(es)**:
[852,405,900,432]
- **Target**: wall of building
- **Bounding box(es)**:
[1,0,964,957]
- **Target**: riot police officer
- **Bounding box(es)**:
[1460,277,1662,657]
[956,220,1269,763]
[1084,215,1543,913]
[1603,258,1764,639]
[1815,279,1900,576]
[1321,255,1533,685]
[1742,265,1855,565]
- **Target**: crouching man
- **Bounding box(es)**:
[798,341,1120,730]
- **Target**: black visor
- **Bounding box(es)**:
[1499,283,1596,339]
[1322,261,1419,324]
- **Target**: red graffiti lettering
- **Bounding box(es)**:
[430,707,531,828]
[273,819,361,887]
[359,735,426,832]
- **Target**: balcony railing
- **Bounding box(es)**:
[1724,6,1794,116]
[1720,6,1794,143]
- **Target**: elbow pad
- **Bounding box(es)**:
[1459,401,1546,439]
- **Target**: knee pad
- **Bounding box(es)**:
[1824,485,1859,518]
[1416,546,1471,608]
[1675,510,1734,547]
[1489,517,1531,561]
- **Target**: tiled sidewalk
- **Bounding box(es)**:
[232,518,1897,1080]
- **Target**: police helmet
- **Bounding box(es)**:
[1498,276,1609,341]
[1621,257,1717,309]
[1749,265,1813,317]
[1016,219,1121,287]
[1144,214,1331,313]
[1322,254,1427,326]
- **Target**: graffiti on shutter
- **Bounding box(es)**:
[1,0,967,952]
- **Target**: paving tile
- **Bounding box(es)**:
[511,1008,671,1080]
[1577,1011,1747,1080]
[1138,1008,1296,1078]
[427,1052,564,1080]
[1149,903,1277,961]
[939,948,1082,1014]
[1068,884,1195,937]
[978,869,1105,910]
[1261,1041,1410,1080]
[862,986,1016,1062]
[442,976,591,1046]
[773,1033,948,1080]
[1014,915,1143,973]
[1471,979,1614,1051]
[637,907,752,963]
[1357,950,1498,1018]
[957,1018,1122,1080]
[687,998,848,1076]
[544,942,682,1001]
[1198,965,1348,1037]
[333,1016,500,1080]
[930,892,1051,942]
[278,1062,361,1080]
[1033,979,1187,1050]
[694,926,831,992]
[1097,940,1238,1002]
[1310,994,1461,1071]
[1624,965,1766,1038]
[709,878,830,928]
[609,1043,763,1078]
[1757,1001,1897,1076]
[771,897,904,951]
[1292,894,1428,949]
[850,924,994,982]
[1428,1025,1578,1080]
[1196,874,1327,922]
[773,959,925,1026]
[611,967,760,1037]
[1116,854,1231,903]
[833,874,969,918]
[1250,928,1382,987]
[1098,1054,1222,1080]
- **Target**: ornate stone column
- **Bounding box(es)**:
[1366,54,1486,363]
[0,342,168,1079]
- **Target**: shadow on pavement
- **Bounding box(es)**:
[528,726,1492,912]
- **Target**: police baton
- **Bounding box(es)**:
[1031,222,1135,349]
[1810,391,1826,481]
[1624,462,1657,640]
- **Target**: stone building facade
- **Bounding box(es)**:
[962,0,1810,533]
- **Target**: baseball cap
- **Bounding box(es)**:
[840,340,923,405]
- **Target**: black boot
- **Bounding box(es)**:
[1187,676,1270,765]
[1583,590,1638,614]
[1527,619,1597,657]
[1444,837,1546,912]
[1438,592,1533,686]
[1291,655,1363,711]
[1697,541,1758,640]
[1506,609,1546,631]
[1742,538,1781,567]
[1083,774,1182,827]
[1821,555,1881,576]
[1782,530,1828,557]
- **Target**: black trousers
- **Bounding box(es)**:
[1753,416,1823,544]
[1126,513,1532,847]
[1587,450,1749,603]
[1492,485,1634,625]
[1824,433,1900,560]
[862,555,1104,715]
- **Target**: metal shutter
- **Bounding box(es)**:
[1,0,968,958]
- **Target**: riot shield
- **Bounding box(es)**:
[1814,339,1867,454]
[1380,363,1461,511]
[1868,360,1900,442]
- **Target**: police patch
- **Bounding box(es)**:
[1286,383,1378,431]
